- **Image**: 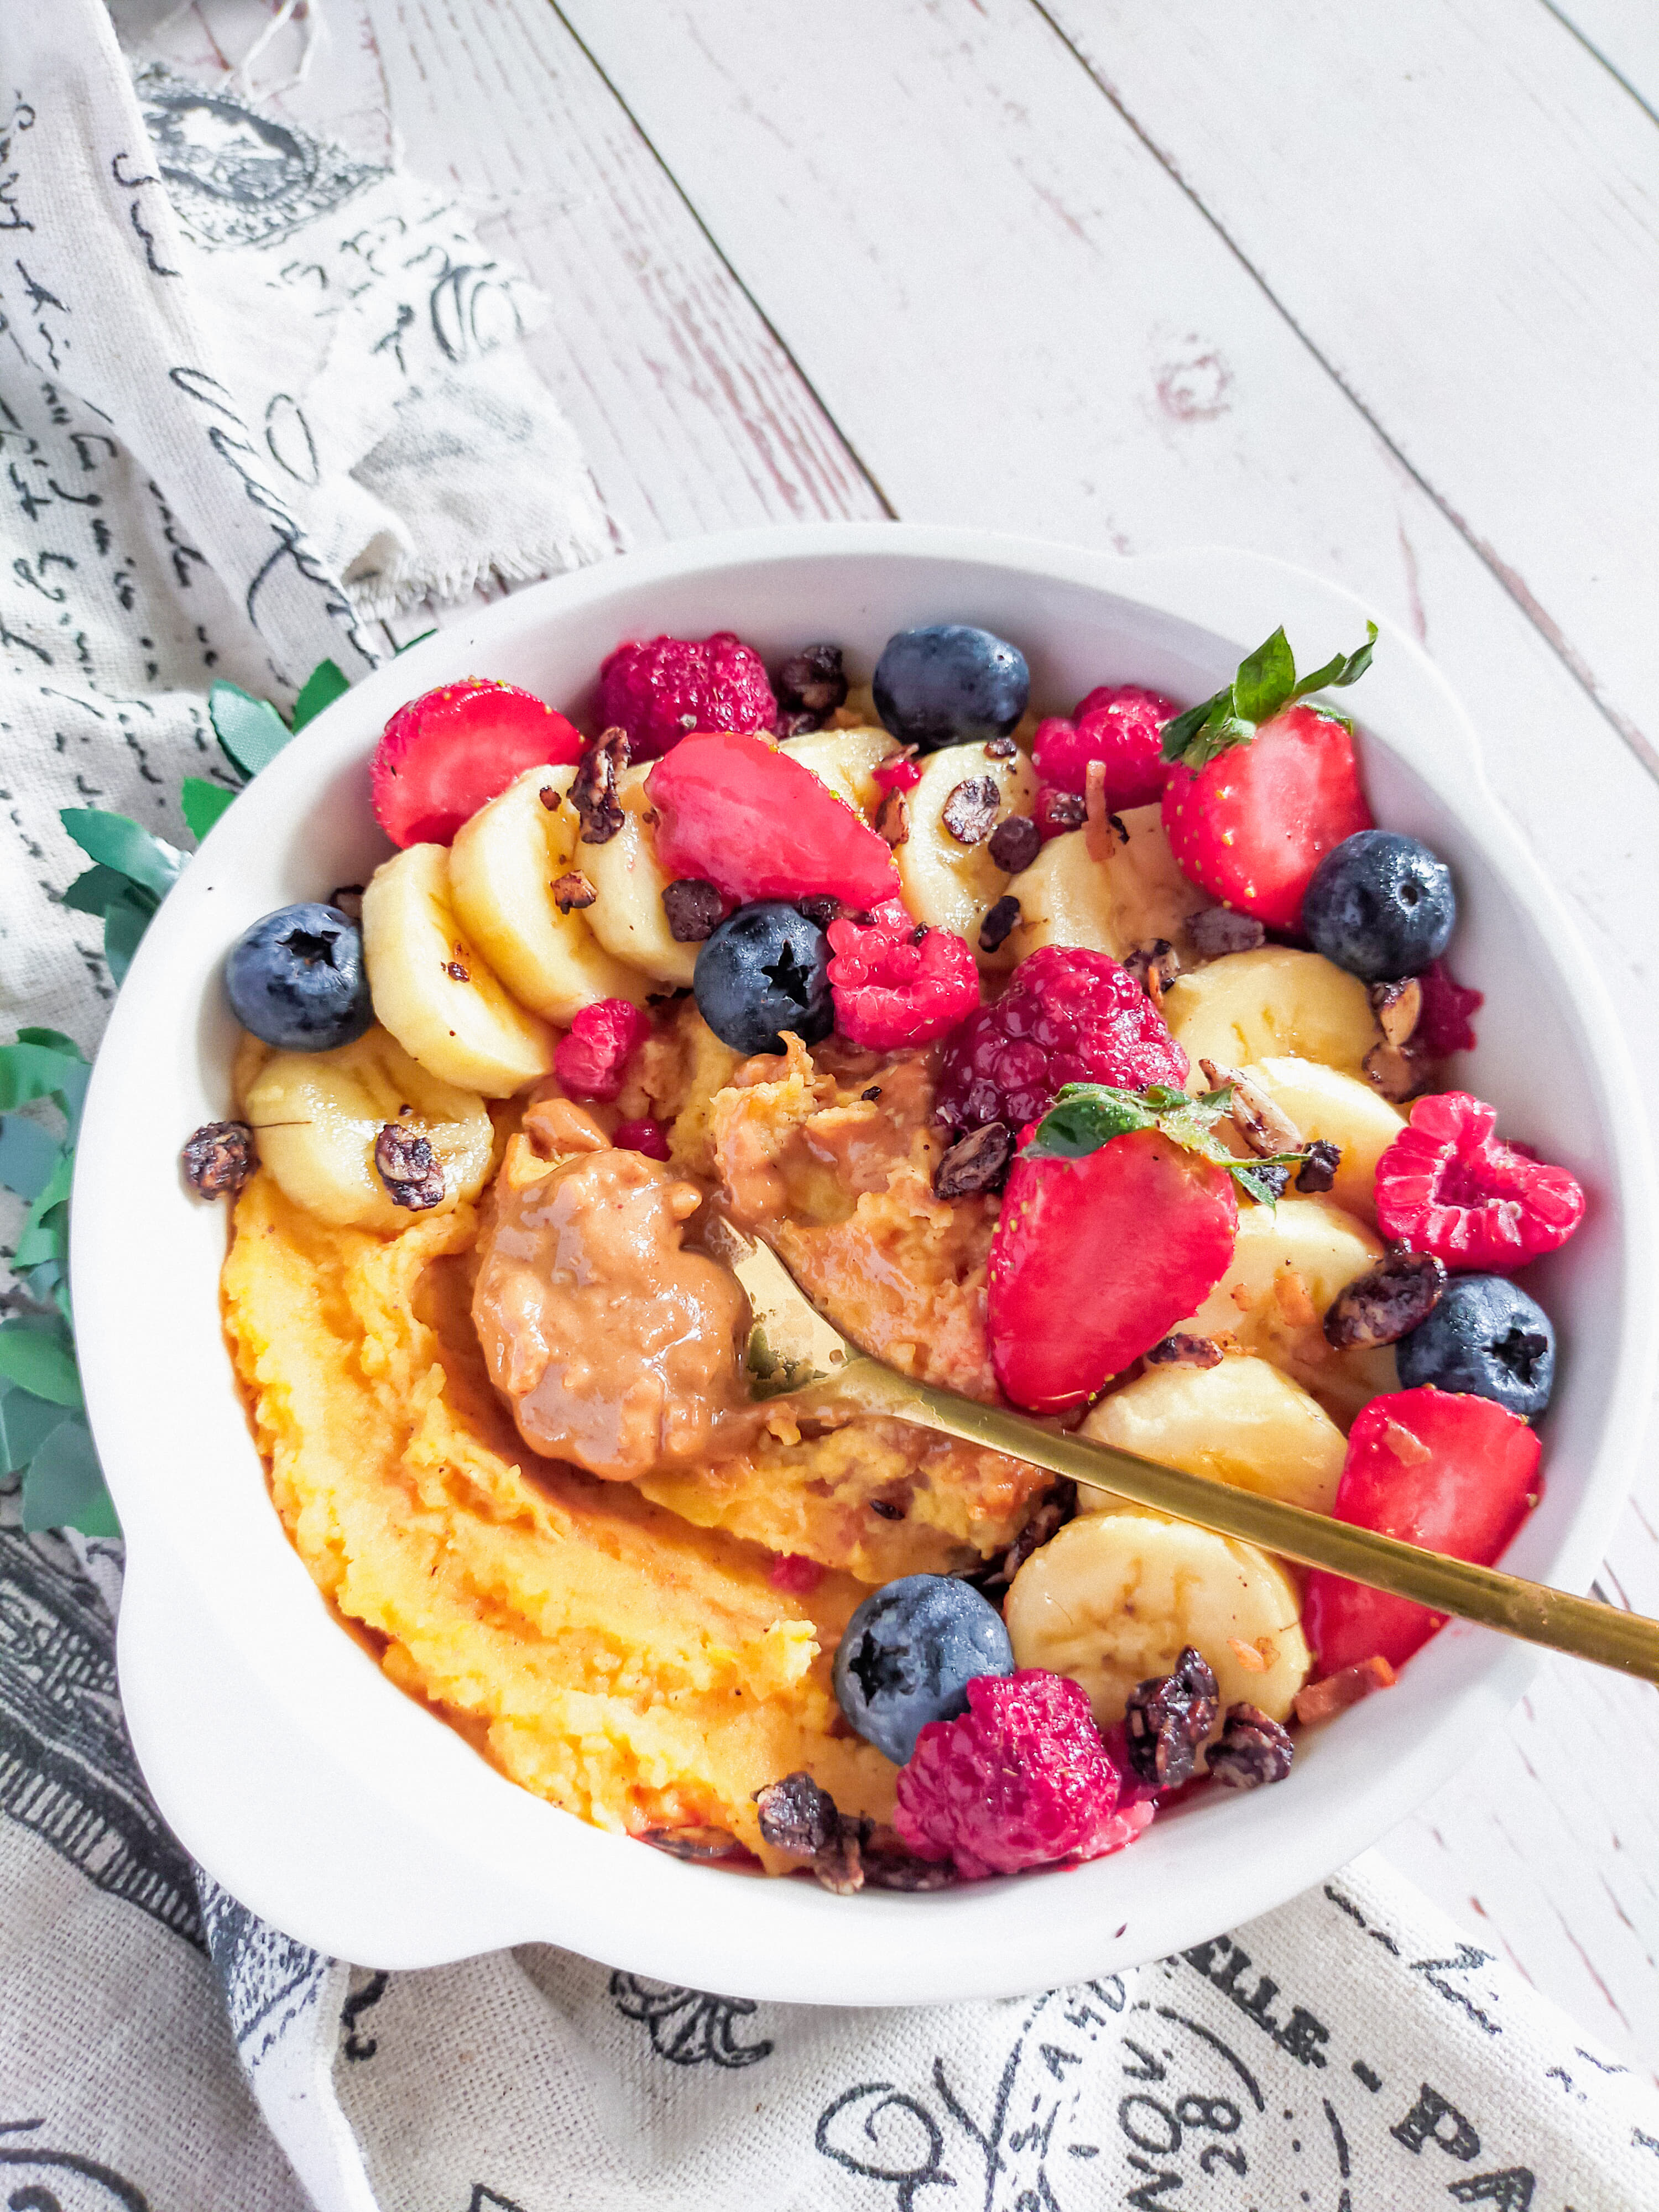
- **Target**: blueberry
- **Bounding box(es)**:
[225,902,373,1051]
[693,900,832,1056]
[832,1573,1014,1764]
[1397,1274,1556,1421]
[1301,829,1455,981]
[873,624,1030,751]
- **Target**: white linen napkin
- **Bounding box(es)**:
[0,14,1655,2212]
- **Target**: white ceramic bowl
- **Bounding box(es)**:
[74,525,1657,2005]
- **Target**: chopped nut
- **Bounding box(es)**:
[796,894,842,932]
[374,1123,444,1211]
[860,1084,883,1102]
[1199,1058,1303,1156]
[1124,939,1181,1013]
[1083,760,1128,864]
[182,1120,257,1198]
[1043,791,1086,833]
[538,784,564,812]
[978,893,1022,953]
[874,789,910,848]
[571,728,629,843]
[551,871,597,914]
[1363,1039,1430,1103]
[983,733,1018,759]
[1145,1332,1223,1369]
[326,884,364,924]
[956,1479,1077,1595]
[640,1826,752,1864]
[811,1815,870,1896]
[775,643,848,726]
[1323,1248,1447,1349]
[1124,1646,1219,1790]
[942,775,1001,846]
[1227,1636,1271,1674]
[1296,1139,1342,1194]
[933,1120,1014,1198]
[1381,1414,1433,1465]
[1293,1656,1396,1725]
[446,956,471,982]
[754,1770,840,1859]
[1207,1704,1295,1790]
[661,877,724,941]
[1273,1266,1318,1327]
[1249,1163,1291,1201]
[1369,975,1424,1048]
[862,1827,957,1889]
[988,813,1041,874]
[1187,907,1266,959]
[869,1497,906,1521]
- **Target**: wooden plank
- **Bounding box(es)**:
[1040,0,1659,775]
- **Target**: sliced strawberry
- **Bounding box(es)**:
[1303,1387,1541,1673]
[989,1129,1238,1413]
[1374,1091,1584,1271]
[372,679,583,848]
[646,729,900,910]
[1162,704,1373,931]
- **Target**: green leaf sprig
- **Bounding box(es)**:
[1159,622,1379,774]
[1022,1081,1306,1209]
[12,656,354,1536]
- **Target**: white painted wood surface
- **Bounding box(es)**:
[148,0,1659,2070]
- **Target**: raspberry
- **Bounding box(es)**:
[769,1552,825,1596]
[1034,685,1178,808]
[1032,785,1086,842]
[894,1670,1153,1880]
[1374,1091,1585,1271]
[827,899,980,1050]
[555,999,652,1102]
[612,1116,671,1160]
[872,753,923,794]
[596,632,776,762]
[1417,958,1484,1058]
[936,946,1189,1133]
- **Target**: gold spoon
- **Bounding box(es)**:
[706,1217,1659,1688]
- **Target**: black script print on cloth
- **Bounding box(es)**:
[197,1876,328,2069]
[608,1974,773,2069]
[0,1524,199,1943]
[133,68,382,253]
[0,2117,149,2208]
[341,1969,390,2061]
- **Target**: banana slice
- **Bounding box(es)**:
[895,740,1037,961]
[778,724,900,815]
[1005,1508,1311,1735]
[582,764,699,988]
[1235,1056,1405,1226]
[998,828,1115,967]
[1080,1356,1347,1515]
[1103,802,1204,962]
[362,843,555,1095]
[244,1025,492,1230]
[1162,945,1379,1076]
[448,765,648,1022]
[1175,1193,1398,1425]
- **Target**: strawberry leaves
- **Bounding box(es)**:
[1160,621,1378,772]
[1024,1081,1302,1207]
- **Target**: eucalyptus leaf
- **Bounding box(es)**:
[291,658,349,729]
[181,777,238,841]
[0,1039,89,1119]
[17,1027,79,1052]
[62,863,139,919]
[0,1383,69,1475]
[60,809,184,901]
[21,1416,119,1537]
[103,884,156,984]
[13,1198,67,1271]
[0,1113,63,1201]
[0,1318,82,1407]
[210,680,293,778]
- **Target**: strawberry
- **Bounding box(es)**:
[1303,1387,1541,1674]
[646,729,900,910]
[989,1113,1239,1415]
[1157,623,1378,931]
[372,680,583,848]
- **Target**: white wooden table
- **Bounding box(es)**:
[156,0,1659,2071]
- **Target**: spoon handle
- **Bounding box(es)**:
[842,1361,1659,1687]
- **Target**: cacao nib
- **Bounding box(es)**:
[374,1123,444,1211]
[933,1120,1014,1198]
[875,790,910,848]
[640,1826,752,1863]
[775,643,848,723]
[1323,1248,1447,1349]
[984,733,1018,759]
[1369,975,1423,1048]
[1207,1703,1295,1790]
[1296,1139,1342,1194]
[796,894,842,932]
[326,884,364,924]
[978,893,1022,953]
[1044,791,1087,832]
[182,1120,257,1198]
[1123,1645,1219,1790]
[1187,907,1266,958]
[987,813,1041,874]
[1145,1333,1223,1369]
[572,728,629,843]
[552,871,597,914]
[754,1770,841,1858]
[942,776,1001,846]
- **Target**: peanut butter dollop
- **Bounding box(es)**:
[472,1140,754,1481]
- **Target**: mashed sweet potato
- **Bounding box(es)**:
[222,1006,1049,1861]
